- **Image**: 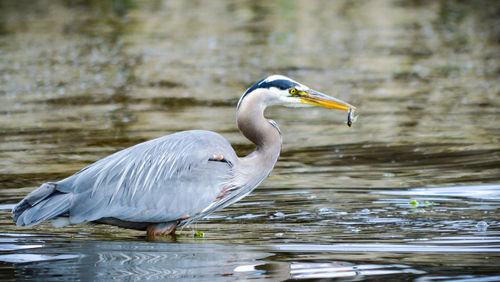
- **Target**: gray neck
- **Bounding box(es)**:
[236,90,282,186]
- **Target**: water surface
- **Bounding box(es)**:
[0,0,499,280]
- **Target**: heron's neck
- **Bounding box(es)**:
[236,93,282,177]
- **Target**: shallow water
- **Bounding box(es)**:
[0,0,499,280]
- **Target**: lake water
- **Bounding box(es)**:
[0,0,499,280]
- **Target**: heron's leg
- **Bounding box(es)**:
[146,221,177,240]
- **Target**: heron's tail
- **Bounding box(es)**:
[12,182,71,227]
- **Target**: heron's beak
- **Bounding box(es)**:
[300,89,355,111]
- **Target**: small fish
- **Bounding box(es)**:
[347,107,357,127]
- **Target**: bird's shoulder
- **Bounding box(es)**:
[141,130,237,163]
[96,130,234,167]
[57,130,237,192]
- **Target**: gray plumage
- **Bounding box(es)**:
[12,75,354,236]
[13,131,238,228]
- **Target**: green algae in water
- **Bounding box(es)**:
[410,200,435,208]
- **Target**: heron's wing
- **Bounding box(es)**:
[56,130,237,224]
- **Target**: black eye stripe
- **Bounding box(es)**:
[238,77,300,109]
[243,79,299,96]
[261,79,299,90]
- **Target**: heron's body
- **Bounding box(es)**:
[12,75,354,238]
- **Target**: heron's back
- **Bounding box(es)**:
[13,130,238,228]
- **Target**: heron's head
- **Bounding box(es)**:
[238,75,355,113]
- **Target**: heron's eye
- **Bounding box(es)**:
[289,88,298,96]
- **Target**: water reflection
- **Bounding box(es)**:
[1,237,499,280]
[0,0,499,280]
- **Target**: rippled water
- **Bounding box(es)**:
[1,0,499,280]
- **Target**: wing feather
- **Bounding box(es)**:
[55,130,237,224]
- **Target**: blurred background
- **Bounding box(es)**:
[0,0,499,280]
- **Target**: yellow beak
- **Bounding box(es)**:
[299,89,355,112]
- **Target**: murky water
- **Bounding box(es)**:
[1,0,499,280]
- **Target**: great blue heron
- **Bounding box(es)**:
[12,75,355,239]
